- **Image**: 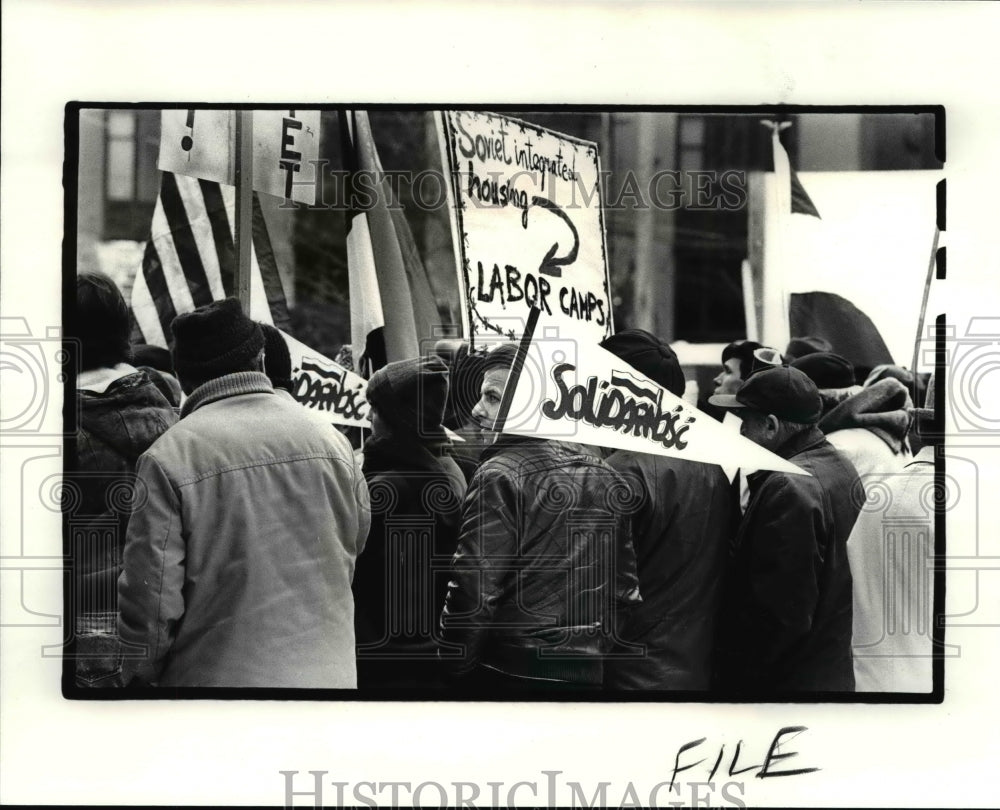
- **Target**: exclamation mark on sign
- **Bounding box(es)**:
[181,109,195,156]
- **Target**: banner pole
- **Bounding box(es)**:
[234,110,254,311]
[492,306,540,433]
[910,226,941,394]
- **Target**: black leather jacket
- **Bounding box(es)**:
[440,436,640,685]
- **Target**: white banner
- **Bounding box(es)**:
[441,110,613,347]
[497,315,806,475]
[282,332,370,428]
[159,109,320,204]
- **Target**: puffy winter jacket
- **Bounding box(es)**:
[715,427,861,694]
[118,372,370,688]
[75,367,179,607]
[440,436,641,686]
[73,366,178,687]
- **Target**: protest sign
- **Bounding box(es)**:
[282,332,370,428]
[495,311,806,475]
[441,111,613,347]
[159,109,320,204]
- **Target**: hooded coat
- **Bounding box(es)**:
[819,378,912,479]
[73,366,178,687]
[818,378,924,691]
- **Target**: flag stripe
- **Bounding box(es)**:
[151,202,197,316]
[139,240,178,345]
[199,178,236,297]
[174,175,227,300]
[252,193,291,331]
[158,172,215,308]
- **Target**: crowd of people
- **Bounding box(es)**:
[71,270,937,695]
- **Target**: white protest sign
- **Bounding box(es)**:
[441,111,613,347]
[282,332,371,428]
[159,109,320,204]
[495,312,806,475]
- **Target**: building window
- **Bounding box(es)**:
[103,110,159,241]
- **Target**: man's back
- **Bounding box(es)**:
[119,372,369,688]
[441,436,639,687]
[603,452,734,690]
[716,428,860,693]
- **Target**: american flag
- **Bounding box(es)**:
[130,171,290,348]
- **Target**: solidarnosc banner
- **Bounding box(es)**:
[441,111,613,347]
[494,311,806,475]
[282,332,370,428]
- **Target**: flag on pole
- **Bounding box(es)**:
[763,121,893,369]
[769,122,821,219]
[130,171,290,347]
[340,109,441,378]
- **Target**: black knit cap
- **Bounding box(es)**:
[260,323,293,392]
[366,355,451,439]
[709,365,823,425]
[791,351,855,390]
[600,328,685,398]
[170,298,264,381]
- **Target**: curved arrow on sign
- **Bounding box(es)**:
[530,196,579,278]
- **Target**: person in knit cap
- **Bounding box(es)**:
[351,356,467,690]
[709,366,861,694]
[843,372,937,692]
[71,271,178,688]
[440,342,641,691]
[118,297,370,688]
[599,330,736,690]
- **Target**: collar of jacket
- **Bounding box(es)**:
[745,425,827,489]
[818,377,912,453]
[77,363,138,393]
[180,371,274,418]
[478,433,548,464]
[774,424,828,461]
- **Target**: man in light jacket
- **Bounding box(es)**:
[118,298,369,688]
